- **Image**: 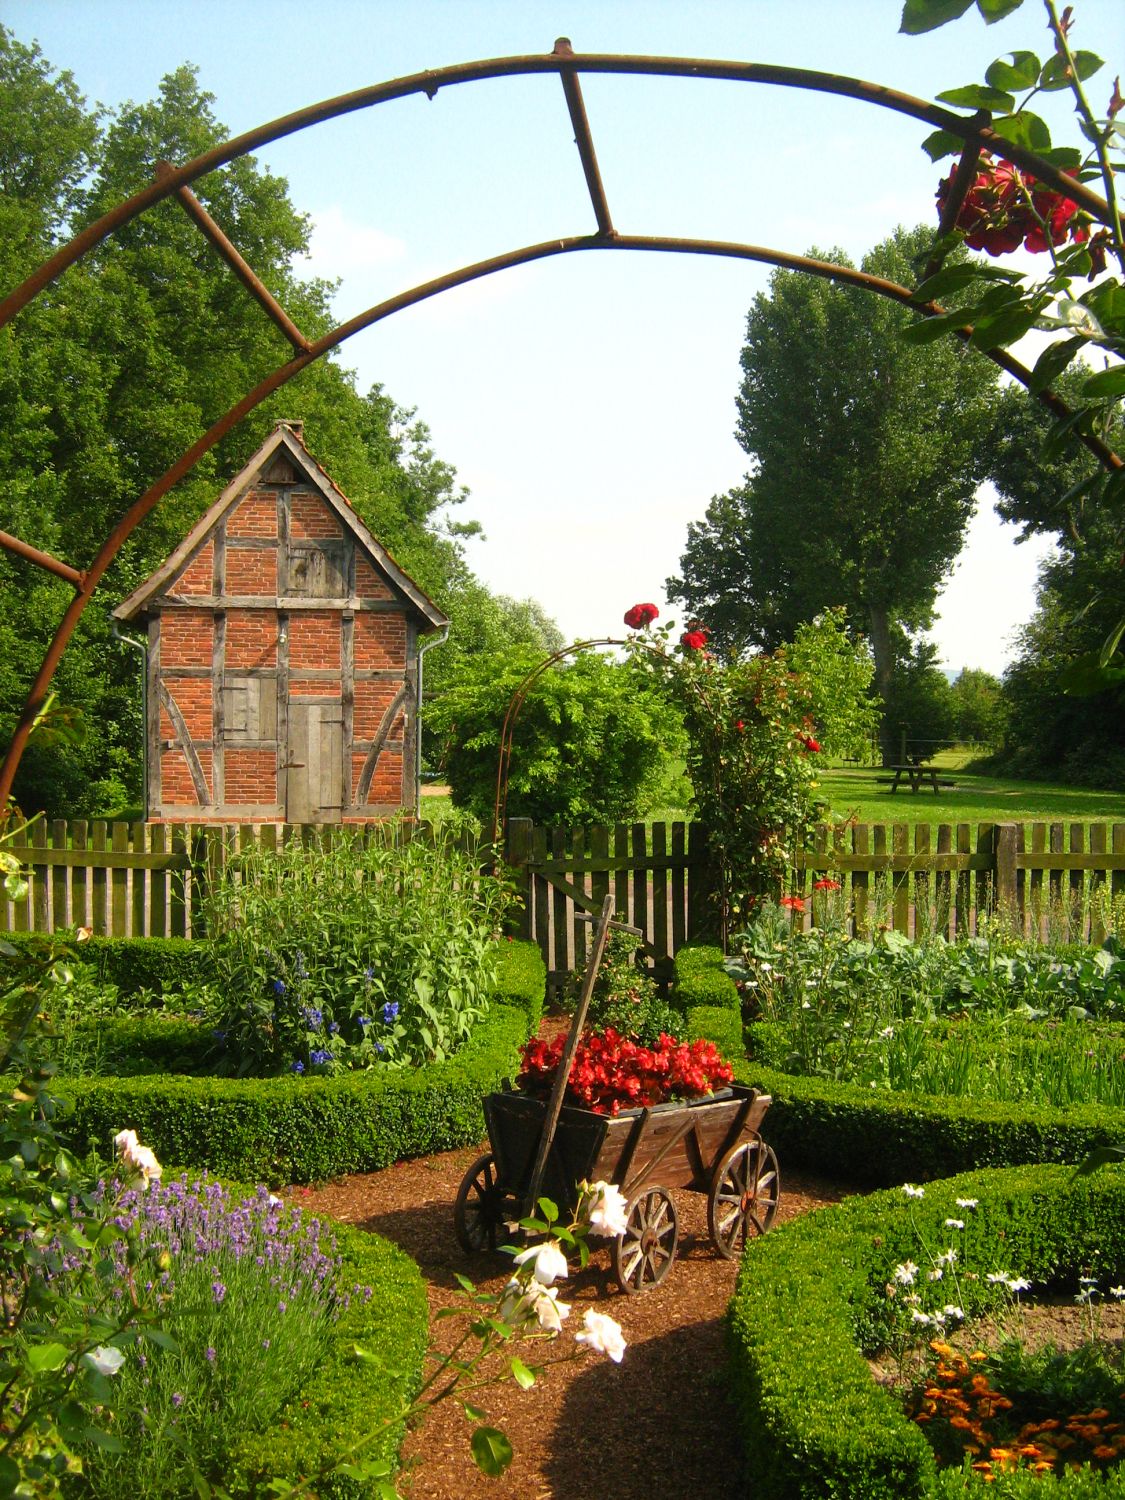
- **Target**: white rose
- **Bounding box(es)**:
[584,1182,630,1239]
[576,1308,626,1363]
[83,1345,126,1377]
[513,1239,569,1287]
[114,1129,139,1157]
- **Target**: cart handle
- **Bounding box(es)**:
[520,891,617,1219]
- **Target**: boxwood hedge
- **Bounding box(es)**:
[674,944,1125,1186]
[728,1163,1125,1500]
[57,941,545,1184]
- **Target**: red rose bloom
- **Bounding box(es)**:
[799,734,821,752]
[937,152,1087,258]
[681,628,709,651]
[623,602,659,629]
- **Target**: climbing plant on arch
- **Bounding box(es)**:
[0,10,1121,807]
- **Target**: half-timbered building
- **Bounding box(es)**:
[114,420,448,822]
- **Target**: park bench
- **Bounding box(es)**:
[875,764,957,794]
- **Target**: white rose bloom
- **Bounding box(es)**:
[513,1239,569,1287]
[114,1129,139,1157]
[585,1182,630,1239]
[528,1285,570,1333]
[576,1308,627,1363]
[84,1346,126,1377]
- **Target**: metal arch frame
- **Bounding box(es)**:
[1,37,1121,807]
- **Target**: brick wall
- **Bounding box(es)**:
[353,680,400,737]
[177,542,214,594]
[355,558,394,600]
[291,492,342,539]
[160,610,213,668]
[225,545,277,596]
[160,679,212,740]
[160,748,213,803]
[224,748,278,802]
[225,611,278,668]
[354,613,406,669]
[227,490,278,538]
[289,610,340,670]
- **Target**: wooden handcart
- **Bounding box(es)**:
[453,896,780,1293]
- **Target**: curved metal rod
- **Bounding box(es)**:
[2,228,1121,807]
[0,47,1111,330]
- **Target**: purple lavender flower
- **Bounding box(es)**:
[212,1279,227,1305]
[205,1346,216,1363]
[172,1393,183,1408]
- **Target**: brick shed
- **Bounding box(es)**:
[114,421,449,823]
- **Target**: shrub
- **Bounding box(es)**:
[0,931,215,1000]
[202,823,516,1074]
[727,1164,1125,1500]
[673,943,742,1013]
[575,931,682,1043]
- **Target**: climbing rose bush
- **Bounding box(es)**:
[937,151,1090,257]
[518,1027,734,1115]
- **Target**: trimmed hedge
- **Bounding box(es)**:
[672,942,742,1012]
[220,1196,427,1497]
[728,1163,1125,1500]
[2,930,218,994]
[58,941,546,1184]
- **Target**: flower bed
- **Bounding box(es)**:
[727,1164,1125,1500]
[57,942,545,1184]
[518,1026,733,1114]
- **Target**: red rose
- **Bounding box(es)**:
[623,602,659,629]
[938,152,1088,259]
[681,628,709,651]
[799,734,821,752]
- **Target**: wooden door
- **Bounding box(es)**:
[286,698,344,823]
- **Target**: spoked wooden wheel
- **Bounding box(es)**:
[611,1187,679,1294]
[708,1138,781,1259]
[453,1153,510,1253]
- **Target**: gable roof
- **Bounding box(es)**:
[113,421,449,631]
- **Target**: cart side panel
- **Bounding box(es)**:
[484,1093,609,1214]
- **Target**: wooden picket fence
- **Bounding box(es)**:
[4,818,1125,988]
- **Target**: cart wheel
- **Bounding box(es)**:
[612,1187,679,1294]
[454,1153,509,1254]
[708,1138,781,1259]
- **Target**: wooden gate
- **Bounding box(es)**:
[504,817,714,993]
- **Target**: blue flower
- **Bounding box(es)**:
[310,1049,333,1066]
[294,951,308,979]
[357,1015,371,1028]
[382,1001,399,1025]
[374,1041,385,1055]
[363,966,375,982]
[303,1006,323,1028]
[212,1280,226,1305]
[272,979,286,996]
[289,1060,305,1074]
[327,1020,339,1035]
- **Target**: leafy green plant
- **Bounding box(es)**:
[574,932,682,1045]
[203,822,516,1075]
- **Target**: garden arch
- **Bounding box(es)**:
[1,37,1120,806]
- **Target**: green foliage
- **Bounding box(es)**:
[203,825,516,1074]
[0,934,168,1492]
[667,225,1000,757]
[672,943,742,1014]
[727,1164,1125,1499]
[574,932,682,1044]
[429,645,683,826]
[57,994,539,1186]
[786,609,881,763]
[949,668,1007,746]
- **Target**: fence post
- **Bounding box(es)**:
[504,817,535,941]
[994,822,1018,919]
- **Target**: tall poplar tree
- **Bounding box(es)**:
[668,225,999,754]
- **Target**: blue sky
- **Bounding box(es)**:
[7,0,1120,672]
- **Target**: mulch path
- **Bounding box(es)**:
[295,1146,862,1498]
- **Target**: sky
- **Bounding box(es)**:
[6,0,1120,674]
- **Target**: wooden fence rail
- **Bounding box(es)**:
[4,819,1124,984]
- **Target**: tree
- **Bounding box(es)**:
[949,667,1007,747]
[784,608,880,762]
[427,648,682,827]
[667,225,1000,756]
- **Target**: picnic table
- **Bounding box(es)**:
[876,763,956,794]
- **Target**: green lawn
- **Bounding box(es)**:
[421,759,1125,830]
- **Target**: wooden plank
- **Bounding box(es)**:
[955,823,971,938]
[913,822,931,939]
[340,613,355,815]
[551,826,569,983]
[1028,822,1046,938]
[149,823,167,938]
[1048,822,1065,921]
[975,824,995,931]
[1015,823,1027,938]
[212,610,226,808]
[1090,823,1108,945]
[131,821,147,936]
[994,824,1018,929]
[1070,822,1085,941]
[852,824,869,937]
[169,823,187,938]
[651,821,669,964]
[571,827,588,973]
[71,820,89,932]
[590,825,610,920]
[892,822,909,934]
[871,823,888,930]
[31,819,48,931]
[670,821,686,955]
[687,821,711,940]
[91,821,108,935]
[111,821,129,936]
[632,823,648,949]
[934,823,952,941]
[533,823,551,969]
[1113,824,1125,909]
[51,819,69,931]
[613,825,630,933]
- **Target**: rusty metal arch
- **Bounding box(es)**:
[1,38,1121,806]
